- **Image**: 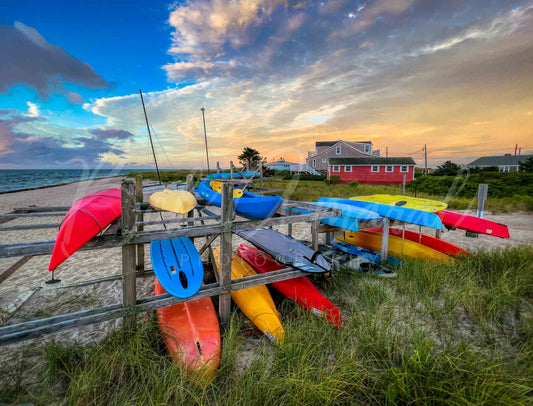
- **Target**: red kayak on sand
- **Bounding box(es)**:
[437,210,510,239]
[237,244,342,329]
[155,279,221,383]
[366,227,468,257]
[48,188,122,271]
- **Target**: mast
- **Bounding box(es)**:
[201,107,211,174]
[139,89,161,184]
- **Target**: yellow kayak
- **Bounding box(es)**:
[351,195,447,212]
[341,230,451,262]
[212,247,284,343]
[149,189,197,214]
[209,181,243,197]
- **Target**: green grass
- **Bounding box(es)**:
[263,180,533,212]
[2,247,532,405]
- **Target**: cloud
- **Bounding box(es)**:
[0,111,135,168]
[26,102,40,117]
[0,22,110,101]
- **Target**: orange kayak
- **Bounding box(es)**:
[155,279,221,383]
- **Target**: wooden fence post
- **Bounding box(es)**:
[380,218,390,262]
[121,179,137,330]
[402,175,406,195]
[311,219,319,251]
[259,163,263,188]
[230,161,234,180]
[216,161,221,173]
[287,207,293,237]
[186,175,195,241]
[135,175,144,272]
[219,183,233,323]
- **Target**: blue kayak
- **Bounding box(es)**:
[150,237,203,299]
[198,181,282,220]
[318,197,443,229]
[332,240,401,266]
[241,171,259,178]
[206,172,241,180]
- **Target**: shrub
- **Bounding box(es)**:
[348,181,359,188]
[325,176,341,185]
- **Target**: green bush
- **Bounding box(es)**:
[325,176,341,185]
[282,173,326,181]
[348,181,359,188]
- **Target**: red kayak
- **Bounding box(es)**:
[237,244,342,329]
[437,210,510,239]
[366,227,468,257]
[48,188,122,271]
[155,279,221,383]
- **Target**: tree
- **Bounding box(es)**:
[519,157,533,173]
[238,146,262,169]
[432,161,461,176]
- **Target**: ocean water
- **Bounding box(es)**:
[0,169,144,193]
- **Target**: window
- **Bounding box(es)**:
[364,145,371,153]
[371,165,379,172]
[345,166,352,172]
[400,165,409,172]
[385,165,394,172]
[332,165,340,172]
[312,159,316,167]
[500,166,510,173]
[321,158,326,163]
[336,146,341,155]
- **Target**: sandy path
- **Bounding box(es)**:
[0,178,531,377]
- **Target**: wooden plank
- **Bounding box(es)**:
[135,175,145,272]
[287,207,293,237]
[136,215,220,227]
[381,217,390,262]
[13,206,70,213]
[311,219,319,251]
[218,183,233,323]
[121,179,137,330]
[186,174,195,243]
[0,266,305,344]
[0,223,61,231]
[0,255,32,285]
[0,212,67,218]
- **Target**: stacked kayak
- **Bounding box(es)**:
[238,244,342,329]
[212,247,284,343]
[353,195,447,212]
[341,230,451,262]
[198,181,282,220]
[365,227,468,257]
[438,210,510,238]
[155,279,221,383]
[49,188,121,271]
[149,189,197,214]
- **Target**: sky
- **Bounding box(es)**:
[0,0,532,169]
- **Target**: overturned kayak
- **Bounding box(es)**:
[149,189,197,214]
[437,210,510,238]
[49,188,121,271]
[198,181,282,220]
[238,244,342,329]
[212,247,284,343]
[354,194,447,212]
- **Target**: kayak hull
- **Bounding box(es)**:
[198,181,282,220]
[49,188,121,271]
[237,244,342,329]
[342,230,451,262]
[354,194,447,212]
[212,247,284,343]
[437,210,510,238]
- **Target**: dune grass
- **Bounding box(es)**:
[1,247,532,405]
[263,180,533,212]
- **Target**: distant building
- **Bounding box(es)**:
[466,154,532,172]
[328,157,416,185]
[266,157,297,171]
[305,140,379,174]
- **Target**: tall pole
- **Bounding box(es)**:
[424,144,428,175]
[386,146,388,158]
[201,107,211,174]
[139,89,161,184]
[514,144,518,156]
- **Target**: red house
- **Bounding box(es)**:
[328,157,416,185]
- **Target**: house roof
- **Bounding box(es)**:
[315,140,371,147]
[467,154,532,167]
[329,157,416,165]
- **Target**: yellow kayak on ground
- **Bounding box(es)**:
[149,189,197,214]
[341,230,451,262]
[209,181,243,197]
[212,247,284,343]
[351,195,447,212]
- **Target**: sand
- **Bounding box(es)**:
[0,176,531,377]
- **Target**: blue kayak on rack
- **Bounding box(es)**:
[150,237,203,299]
[206,172,239,179]
[318,197,443,229]
[198,181,282,220]
[332,240,401,266]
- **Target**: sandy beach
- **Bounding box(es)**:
[0,176,531,379]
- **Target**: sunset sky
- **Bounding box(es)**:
[1,0,532,170]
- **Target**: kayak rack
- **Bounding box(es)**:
[1,174,395,345]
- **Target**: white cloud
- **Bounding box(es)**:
[26,101,40,117]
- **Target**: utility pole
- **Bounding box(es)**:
[386,146,388,158]
[424,144,428,175]
[201,107,211,174]
[515,144,518,156]
[519,147,522,155]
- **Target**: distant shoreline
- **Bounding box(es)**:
[0,175,126,195]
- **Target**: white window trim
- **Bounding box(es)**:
[344,165,352,172]
[371,165,380,172]
[312,159,316,167]
[335,146,341,155]
[385,165,394,172]
[400,165,409,172]
[364,145,371,153]
[321,158,326,163]
[332,165,340,172]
